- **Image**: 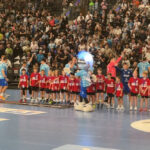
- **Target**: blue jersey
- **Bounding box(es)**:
[0,63,7,79]
[75,70,91,87]
[40,63,50,76]
[138,62,150,77]
[115,67,132,83]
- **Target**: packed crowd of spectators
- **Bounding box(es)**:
[0,0,150,78]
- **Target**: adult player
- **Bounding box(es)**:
[40,58,50,76]
[115,63,132,94]
[0,56,8,100]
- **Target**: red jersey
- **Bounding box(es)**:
[30,73,40,87]
[53,77,60,91]
[73,78,80,92]
[50,76,55,90]
[87,83,96,93]
[96,75,105,91]
[68,78,75,92]
[128,77,140,94]
[46,76,53,89]
[116,82,123,97]
[39,75,47,89]
[105,78,115,94]
[139,78,150,96]
[59,75,68,90]
[20,75,28,88]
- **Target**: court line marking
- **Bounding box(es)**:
[0,107,46,115]
[131,119,150,133]
[52,144,120,150]
[0,118,9,121]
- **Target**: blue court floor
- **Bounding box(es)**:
[0,90,150,150]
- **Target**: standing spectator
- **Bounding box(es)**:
[137,58,150,77]
[40,59,50,76]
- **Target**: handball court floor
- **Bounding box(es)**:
[0,90,150,150]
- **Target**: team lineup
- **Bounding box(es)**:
[0,52,150,112]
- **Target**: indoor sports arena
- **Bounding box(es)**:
[0,0,150,150]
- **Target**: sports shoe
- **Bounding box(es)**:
[93,104,96,109]
[30,99,34,104]
[107,104,110,109]
[116,105,120,110]
[4,93,10,99]
[120,105,125,110]
[111,104,115,109]
[130,106,133,111]
[134,107,137,111]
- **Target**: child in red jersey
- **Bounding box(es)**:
[53,70,60,103]
[105,73,115,108]
[30,67,40,103]
[18,69,28,103]
[96,68,105,108]
[46,70,53,103]
[72,76,80,103]
[87,71,96,105]
[139,71,150,112]
[39,70,47,103]
[49,71,55,103]
[128,71,140,111]
[67,73,75,104]
[59,70,68,104]
[115,77,124,110]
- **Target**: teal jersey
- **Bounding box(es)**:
[138,62,150,77]
[0,63,7,79]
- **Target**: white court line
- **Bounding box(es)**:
[52,144,120,150]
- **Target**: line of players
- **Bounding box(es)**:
[19,65,150,112]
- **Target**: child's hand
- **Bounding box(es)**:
[18,85,20,88]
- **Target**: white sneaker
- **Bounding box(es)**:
[116,105,120,110]
[134,107,137,111]
[4,93,10,99]
[130,106,133,111]
[107,104,110,109]
[121,105,125,110]
[30,99,34,103]
[111,104,115,109]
